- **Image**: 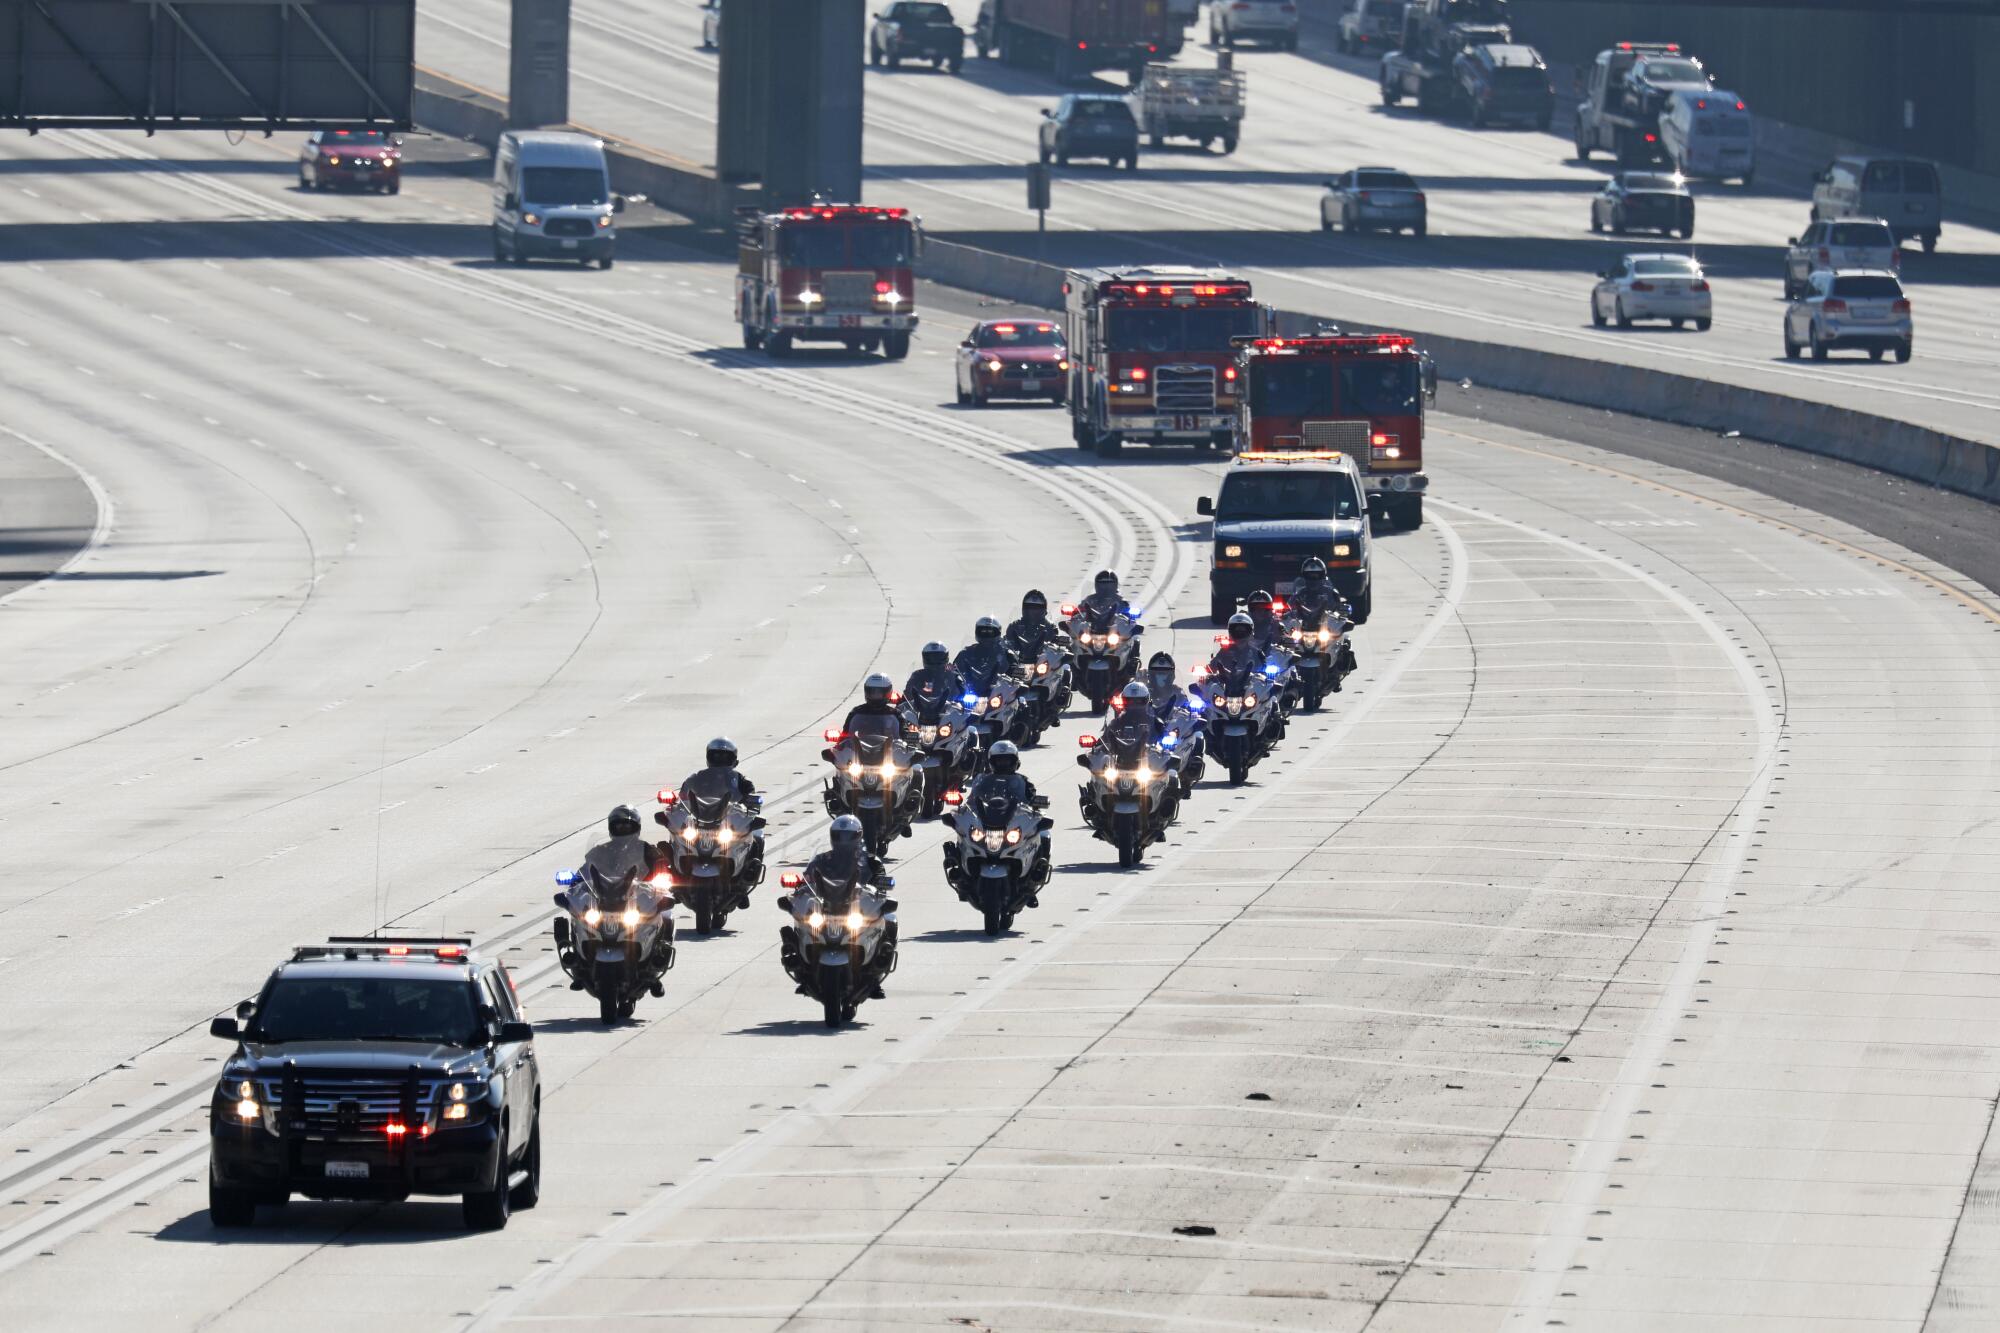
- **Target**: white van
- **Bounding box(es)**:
[492,131,626,269]
[1659,89,1754,184]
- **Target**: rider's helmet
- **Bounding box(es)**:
[921,641,950,668]
[705,737,738,769]
[1021,589,1048,618]
[829,813,865,854]
[1146,651,1176,695]
[1226,613,1254,642]
[608,805,642,837]
[1120,681,1152,705]
[1300,556,1329,582]
[1247,589,1274,616]
[862,672,894,705]
[1094,570,1119,597]
[987,740,1021,775]
[974,616,1003,642]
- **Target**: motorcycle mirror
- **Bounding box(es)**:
[554,868,578,886]
[821,748,836,763]
[553,917,571,946]
[780,872,803,888]
[209,1016,240,1040]
[551,891,569,908]
[881,897,899,913]
[775,894,793,913]
[1038,817,1055,832]
[654,810,672,827]
[750,816,768,830]
[1076,753,1092,768]
[656,788,677,805]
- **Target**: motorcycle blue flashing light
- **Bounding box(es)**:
[555,868,579,886]
[961,693,980,706]
[1186,695,1205,711]
[1263,664,1282,677]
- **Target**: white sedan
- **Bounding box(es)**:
[1590,253,1713,331]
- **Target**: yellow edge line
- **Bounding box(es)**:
[1437,424,2000,628]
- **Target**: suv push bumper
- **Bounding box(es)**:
[210,1118,502,1201]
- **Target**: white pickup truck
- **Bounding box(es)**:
[1135,64,1246,154]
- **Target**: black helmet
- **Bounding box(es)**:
[829,813,865,853]
[1094,570,1119,595]
[988,739,1020,775]
[1022,589,1048,616]
[705,737,738,769]
[921,640,949,668]
[974,616,1002,642]
[608,805,642,838]
[1227,613,1254,642]
[1300,556,1329,581]
[863,672,894,705]
[1248,589,1274,614]
[1146,651,1175,693]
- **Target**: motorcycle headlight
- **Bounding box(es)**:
[882,760,899,776]
[990,694,1003,710]
[622,908,641,928]
[1106,633,1120,646]
[845,909,865,931]
[1137,765,1156,783]
[1035,661,1049,676]
[968,823,984,839]
[680,826,698,843]
[846,761,863,778]
[938,723,952,737]
[583,907,602,926]
[1243,691,1259,707]
[717,828,735,845]
[807,910,825,929]
[1005,827,1023,845]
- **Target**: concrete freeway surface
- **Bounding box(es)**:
[1,126,1999,1333]
[414,0,2000,449]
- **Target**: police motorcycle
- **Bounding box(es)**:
[1063,601,1142,713]
[822,713,922,855]
[776,833,899,1030]
[900,694,979,819]
[959,668,1031,752]
[1076,710,1183,868]
[1195,662,1285,785]
[941,765,1054,937]
[1010,638,1075,743]
[1155,694,1208,796]
[1284,599,1354,712]
[653,786,766,934]
[552,865,678,1025]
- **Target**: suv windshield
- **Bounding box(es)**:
[1218,471,1363,522]
[1832,275,1902,299]
[1106,306,1258,353]
[1357,172,1419,191]
[979,323,1063,347]
[254,975,481,1045]
[522,166,607,206]
[1828,222,1893,247]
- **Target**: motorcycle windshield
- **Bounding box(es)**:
[850,714,900,742]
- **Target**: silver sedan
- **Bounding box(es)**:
[1591,253,1713,330]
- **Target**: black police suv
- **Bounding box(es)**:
[207,937,541,1231]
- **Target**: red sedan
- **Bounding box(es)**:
[298,129,403,195]
[954,319,1069,406]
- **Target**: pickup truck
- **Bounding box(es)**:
[1136,64,1246,154]
[870,1,965,72]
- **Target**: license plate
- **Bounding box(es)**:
[1020,379,1041,391]
[325,1161,369,1179]
[560,238,578,249]
[839,314,861,328]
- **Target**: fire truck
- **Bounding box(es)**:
[1061,265,1271,457]
[735,203,921,360]
[1233,334,1436,527]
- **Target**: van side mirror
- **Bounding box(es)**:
[1422,359,1437,399]
[1042,108,1055,118]
[210,1017,240,1040]
[1787,236,1798,246]
[498,1021,534,1044]
[504,191,519,211]
[612,195,627,214]
[1196,496,1214,515]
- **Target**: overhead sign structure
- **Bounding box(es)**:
[0,0,415,132]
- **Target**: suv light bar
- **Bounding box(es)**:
[297,936,476,963]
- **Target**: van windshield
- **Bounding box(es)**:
[522,166,607,206]
[1218,471,1362,522]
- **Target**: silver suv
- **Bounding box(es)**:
[1783,269,1912,363]
[1783,218,1898,299]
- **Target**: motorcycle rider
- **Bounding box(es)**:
[1004,589,1063,659]
[580,804,659,887]
[1290,557,1357,682]
[780,814,897,999]
[1245,589,1288,653]
[1078,569,1134,621]
[1208,613,1287,740]
[676,737,757,807]
[840,672,904,738]
[953,616,1013,690]
[961,740,1050,905]
[1100,681,1181,825]
[903,642,965,713]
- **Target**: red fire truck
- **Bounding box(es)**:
[1061,265,1271,456]
[735,203,922,360]
[1233,334,1436,526]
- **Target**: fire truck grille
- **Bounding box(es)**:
[820,271,877,309]
[1302,420,1372,451]
[1153,365,1216,412]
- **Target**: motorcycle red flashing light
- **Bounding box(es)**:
[823,728,845,743]
[384,1122,408,1137]
[1271,598,1288,614]
[656,789,678,806]
[780,871,804,888]
[944,790,963,806]
[1078,734,1097,747]
[1110,695,1125,711]
[1060,603,1078,616]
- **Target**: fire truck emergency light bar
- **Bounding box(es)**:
[1103,282,1249,298]
[781,205,909,220]
[1231,335,1416,353]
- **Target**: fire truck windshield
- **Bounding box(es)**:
[1217,471,1363,522]
[1107,306,1259,353]
[778,223,914,268]
[1250,358,1420,416]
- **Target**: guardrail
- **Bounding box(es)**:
[414,70,1999,508]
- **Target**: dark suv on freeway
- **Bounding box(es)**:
[207,937,540,1231]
